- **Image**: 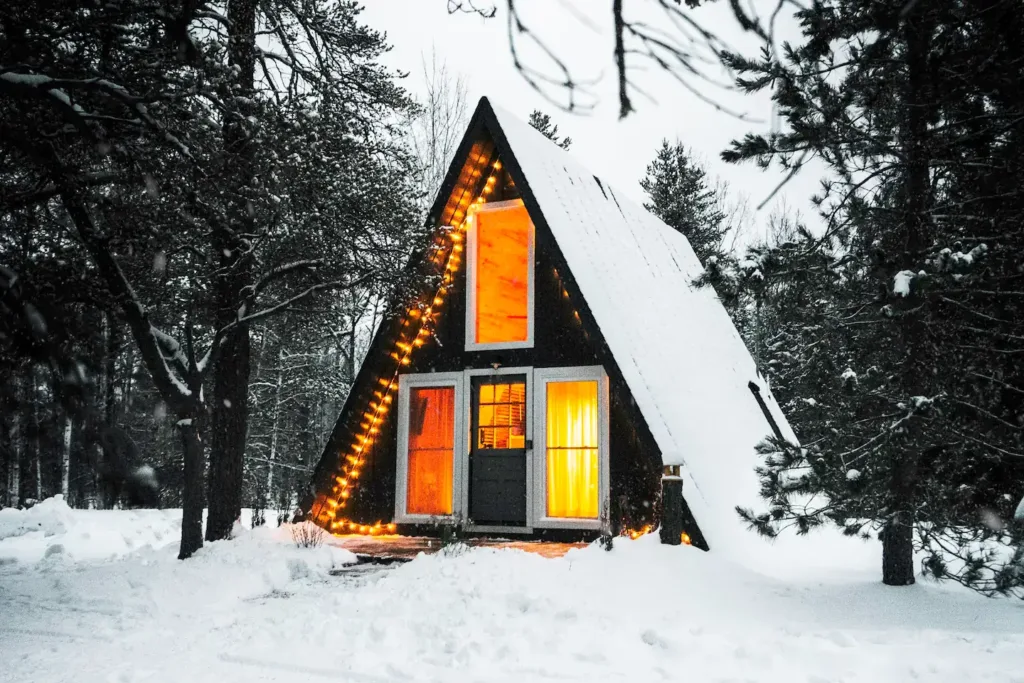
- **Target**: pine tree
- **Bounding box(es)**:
[713,0,1024,595]
[528,110,572,150]
[640,141,726,264]
[0,0,420,556]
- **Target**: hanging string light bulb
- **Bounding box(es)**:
[313,155,504,536]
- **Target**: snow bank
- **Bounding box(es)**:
[1,504,356,622]
[314,536,1023,682]
[0,495,77,540]
[0,496,182,565]
[0,497,357,570]
[151,525,357,608]
[1,511,1021,683]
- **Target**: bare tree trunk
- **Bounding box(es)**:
[33,366,42,502]
[103,312,118,424]
[346,322,356,385]
[123,346,136,414]
[7,378,22,507]
[882,7,933,588]
[206,0,257,542]
[265,354,284,495]
[60,413,72,500]
[59,181,208,558]
[33,382,41,499]
[95,312,119,507]
[207,327,249,540]
[882,516,915,586]
[178,416,205,559]
[409,50,469,203]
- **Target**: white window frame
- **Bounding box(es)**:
[461,366,534,534]
[465,199,536,352]
[394,366,610,533]
[531,366,610,531]
[394,372,467,525]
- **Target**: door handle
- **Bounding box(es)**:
[524,439,533,450]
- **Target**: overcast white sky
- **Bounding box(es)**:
[361,0,822,245]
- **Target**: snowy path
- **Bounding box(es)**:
[2,505,1023,683]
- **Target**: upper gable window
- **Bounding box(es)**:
[466,199,534,350]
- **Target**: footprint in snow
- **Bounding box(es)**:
[641,629,671,650]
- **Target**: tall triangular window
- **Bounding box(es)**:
[465,199,535,350]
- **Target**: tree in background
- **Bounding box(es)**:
[528,110,572,150]
[640,141,727,264]
[407,51,470,204]
[0,0,419,558]
[448,0,795,118]
[709,0,1024,595]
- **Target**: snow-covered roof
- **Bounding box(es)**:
[486,99,797,561]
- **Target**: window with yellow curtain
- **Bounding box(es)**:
[406,387,455,515]
[474,204,531,344]
[546,380,599,518]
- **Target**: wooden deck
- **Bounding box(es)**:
[325,534,587,561]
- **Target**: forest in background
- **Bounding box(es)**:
[2,0,1022,596]
[0,1,434,559]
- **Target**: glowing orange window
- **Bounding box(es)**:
[476,382,526,450]
[545,380,599,519]
[471,202,532,346]
[406,387,455,515]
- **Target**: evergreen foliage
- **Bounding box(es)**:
[3,0,1023,599]
[707,0,1024,596]
[0,0,420,557]
[640,141,727,264]
[528,110,572,150]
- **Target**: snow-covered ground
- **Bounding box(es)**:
[0,496,184,565]
[2,499,1022,683]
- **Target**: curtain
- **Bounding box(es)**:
[475,205,530,344]
[407,386,455,515]
[545,380,599,519]
[477,382,526,450]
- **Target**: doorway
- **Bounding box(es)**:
[469,375,528,525]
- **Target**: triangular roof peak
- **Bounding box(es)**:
[429,97,796,560]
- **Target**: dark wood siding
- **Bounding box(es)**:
[305,112,706,545]
[334,190,664,536]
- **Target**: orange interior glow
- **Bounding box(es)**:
[545,380,599,519]
[476,382,526,450]
[474,204,531,344]
[406,386,455,515]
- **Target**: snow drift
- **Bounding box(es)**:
[1,507,1021,683]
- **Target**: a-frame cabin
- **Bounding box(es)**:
[302,97,795,555]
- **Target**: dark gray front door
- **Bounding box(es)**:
[469,376,528,525]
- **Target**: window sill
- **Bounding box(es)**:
[465,339,535,352]
[533,516,603,531]
[394,513,460,525]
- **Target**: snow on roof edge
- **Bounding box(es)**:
[486,99,798,562]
